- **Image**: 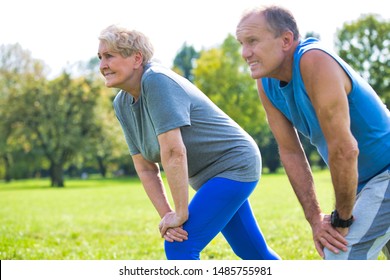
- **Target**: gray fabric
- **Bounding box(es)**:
[383,240,390,259]
[324,169,390,259]
[114,63,261,190]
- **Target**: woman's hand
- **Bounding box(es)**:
[159,211,189,242]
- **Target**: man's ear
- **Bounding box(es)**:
[281,31,295,50]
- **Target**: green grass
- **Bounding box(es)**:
[0,171,385,260]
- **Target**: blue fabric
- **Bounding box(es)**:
[164,177,280,260]
[262,37,390,189]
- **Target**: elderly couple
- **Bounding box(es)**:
[97,5,390,260]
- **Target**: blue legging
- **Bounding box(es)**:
[164,177,280,260]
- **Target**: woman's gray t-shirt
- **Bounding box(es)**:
[113,62,261,190]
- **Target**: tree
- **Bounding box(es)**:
[173,43,199,82]
[73,57,135,178]
[11,73,101,186]
[335,14,390,107]
[304,31,321,40]
[81,85,132,178]
[194,35,265,134]
[0,43,47,181]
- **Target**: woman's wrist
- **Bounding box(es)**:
[176,210,189,223]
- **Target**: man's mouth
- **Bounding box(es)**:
[248,61,259,67]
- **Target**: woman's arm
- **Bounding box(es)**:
[132,154,172,218]
[157,128,189,237]
[132,152,188,242]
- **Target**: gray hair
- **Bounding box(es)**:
[98,25,154,66]
[241,5,300,40]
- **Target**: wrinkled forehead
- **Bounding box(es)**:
[236,13,269,38]
[237,12,266,29]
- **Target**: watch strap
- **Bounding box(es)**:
[331,210,354,228]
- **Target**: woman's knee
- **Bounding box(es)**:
[164,240,200,260]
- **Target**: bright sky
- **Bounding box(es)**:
[1,0,389,78]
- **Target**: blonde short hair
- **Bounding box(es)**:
[99,25,154,66]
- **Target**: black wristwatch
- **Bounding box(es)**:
[331,210,354,228]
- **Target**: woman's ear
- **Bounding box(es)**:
[134,51,144,69]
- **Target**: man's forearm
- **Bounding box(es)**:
[328,148,358,219]
[281,152,322,225]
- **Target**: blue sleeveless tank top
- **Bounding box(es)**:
[262,37,390,192]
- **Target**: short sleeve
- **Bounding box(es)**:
[142,73,191,135]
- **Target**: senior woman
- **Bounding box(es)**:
[97,25,280,260]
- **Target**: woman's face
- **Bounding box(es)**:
[98,41,141,91]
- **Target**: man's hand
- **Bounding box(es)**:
[312,213,348,258]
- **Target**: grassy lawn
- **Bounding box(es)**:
[0,170,385,260]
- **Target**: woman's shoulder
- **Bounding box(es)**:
[143,62,171,79]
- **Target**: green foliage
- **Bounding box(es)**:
[194,34,265,136]
[0,43,133,184]
[304,31,321,40]
[7,73,102,186]
[335,14,390,107]
[0,43,47,182]
[172,43,199,82]
[193,36,267,136]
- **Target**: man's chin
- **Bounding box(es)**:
[250,72,261,80]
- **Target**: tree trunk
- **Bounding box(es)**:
[3,154,12,182]
[97,156,106,178]
[50,161,64,187]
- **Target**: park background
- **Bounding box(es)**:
[0,0,389,260]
